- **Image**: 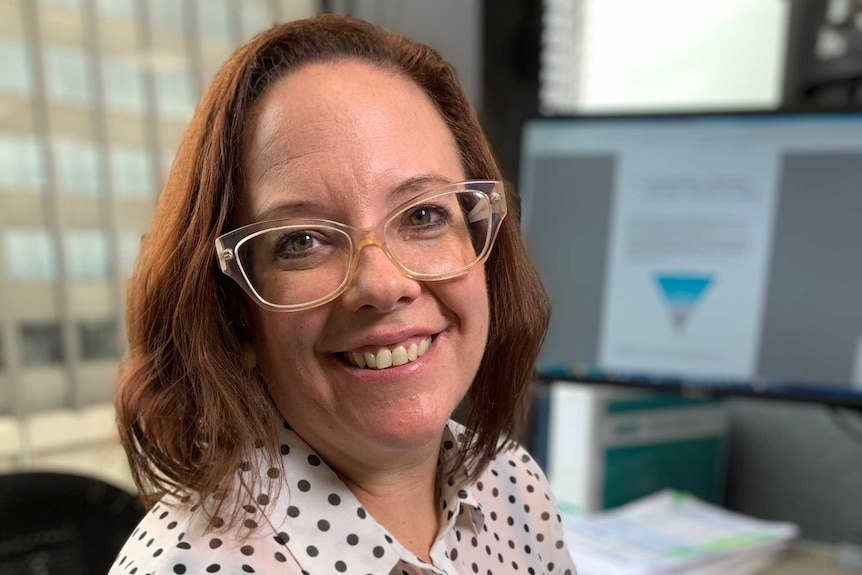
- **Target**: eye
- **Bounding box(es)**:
[275,231,320,258]
[406,205,448,227]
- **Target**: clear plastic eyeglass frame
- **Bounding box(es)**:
[215,180,507,312]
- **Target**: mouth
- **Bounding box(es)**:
[341,335,434,370]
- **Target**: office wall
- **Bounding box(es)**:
[533,1,861,543]
[328,0,482,108]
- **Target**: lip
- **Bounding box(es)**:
[332,328,442,355]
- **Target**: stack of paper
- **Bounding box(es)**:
[564,490,799,575]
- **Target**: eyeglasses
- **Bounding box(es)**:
[215,180,506,312]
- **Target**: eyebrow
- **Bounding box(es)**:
[253,173,456,222]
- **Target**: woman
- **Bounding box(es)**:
[111,14,574,575]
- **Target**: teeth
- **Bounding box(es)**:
[345,336,433,370]
[376,348,393,369]
[392,346,408,366]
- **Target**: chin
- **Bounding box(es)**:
[360,400,456,449]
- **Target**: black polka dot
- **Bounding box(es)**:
[548,562,555,571]
[159,511,169,520]
[472,563,479,573]
[241,545,254,556]
[243,519,258,529]
[176,541,191,550]
[209,538,222,549]
[555,540,565,549]
[357,507,367,519]
[451,548,459,560]
[275,552,286,562]
[167,521,177,529]
[241,565,254,573]
[317,519,330,532]
[173,565,186,574]
[243,504,256,513]
[335,560,347,572]
[347,534,359,545]
[267,467,280,478]
[274,532,289,545]
[298,480,311,492]
[541,511,550,521]
[287,506,300,518]
[384,534,393,544]
[153,549,163,557]
[328,493,341,505]
[307,454,321,466]
[307,545,318,557]
[280,443,290,455]
[206,565,220,573]
[373,545,384,558]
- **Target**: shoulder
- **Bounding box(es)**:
[470,437,577,574]
[109,496,301,575]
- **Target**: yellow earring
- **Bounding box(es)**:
[242,342,257,370]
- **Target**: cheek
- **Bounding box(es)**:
[251,309,325,377]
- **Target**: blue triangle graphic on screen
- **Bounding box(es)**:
[655,274,714,330]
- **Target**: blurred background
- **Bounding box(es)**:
[0,0,318,489]
[1,0,861,564]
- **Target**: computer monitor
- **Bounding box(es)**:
[520,111,862,408]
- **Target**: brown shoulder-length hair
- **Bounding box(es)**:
[116,14,550,516]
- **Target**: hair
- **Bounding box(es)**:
[115,13,550,523]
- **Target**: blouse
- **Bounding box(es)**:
[109,419,576,575]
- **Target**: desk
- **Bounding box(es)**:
[760,542,859,575]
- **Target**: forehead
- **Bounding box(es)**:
[240,60,466,223]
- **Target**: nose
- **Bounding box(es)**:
[339,243,421,313]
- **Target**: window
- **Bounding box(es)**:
[54,139,101,194]
[199,0,233,42]
[149,0,184,34]
[65,230,111,280]
[103,58,145,113]
[0,39,32,96]
[0,134,45,192]
[241,1,273,42]
[119,231,141,278]
[4,229,57,282]
[111,146,153,197]
[19,322,64,366]
[45,47,92,106]
[156,69,195,120]
[96,0,134,20]
[78,318,118,360]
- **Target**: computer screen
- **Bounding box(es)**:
[520,111,862,407]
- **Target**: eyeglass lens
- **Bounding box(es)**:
[236,190,493,307]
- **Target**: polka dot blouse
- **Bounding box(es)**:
[109,420,576,574]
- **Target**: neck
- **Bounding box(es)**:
[339,455,441,561]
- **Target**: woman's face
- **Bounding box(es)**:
[241,60,490,461]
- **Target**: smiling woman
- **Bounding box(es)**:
[110,14,574,575]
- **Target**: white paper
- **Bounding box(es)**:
[565,490,798,575]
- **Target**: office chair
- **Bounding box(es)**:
[0,471,145,575]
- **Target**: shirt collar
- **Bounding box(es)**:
[246,419,487,574]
